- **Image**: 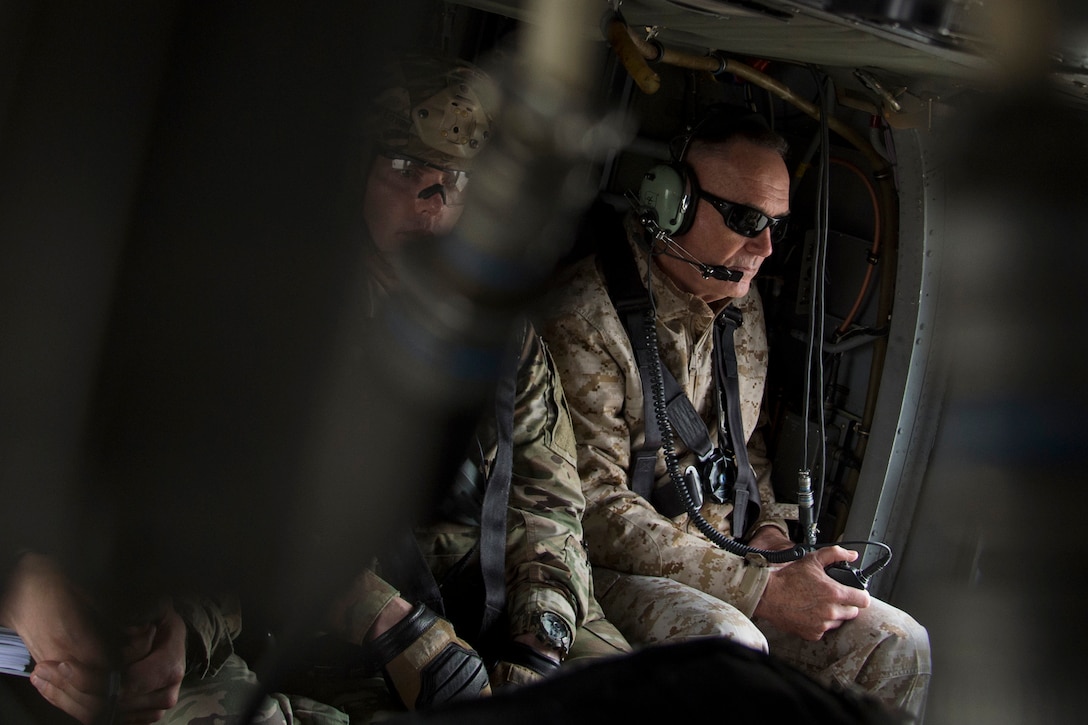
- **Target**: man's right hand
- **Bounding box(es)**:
[0,552,114,724]
[753,545,871,641]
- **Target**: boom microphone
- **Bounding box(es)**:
[635,208,744,283]
[657,250,744,283]
[697,262,744,283]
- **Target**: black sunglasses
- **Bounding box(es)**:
[698,189,789,243]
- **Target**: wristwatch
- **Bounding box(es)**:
[533,611,572,658]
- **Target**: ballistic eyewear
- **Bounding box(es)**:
[384,154,471,206]
[698,189,788,243]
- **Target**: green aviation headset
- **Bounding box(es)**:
[637,130,700,236]
[638,162,695,235]
[636,108,790,243]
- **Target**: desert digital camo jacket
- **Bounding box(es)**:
[539,218,794,617]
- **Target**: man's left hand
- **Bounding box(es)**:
[490,635,560,689]
[115,603,187,724]
[747,525,797,554]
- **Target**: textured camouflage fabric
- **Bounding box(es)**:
[364,54,495,172]
[757,598,930,718]
[285,326,629,722]
[590,567,768,652]
[164,653,349,725]
[325,320,628,656]
[539,219,930,717]
[416,326,627,650]
[174,595,243,677]
[326,569,401,647]
[165,597,352,724]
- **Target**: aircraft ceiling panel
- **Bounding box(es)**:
[614,0,991,78]
[448,0,991,77]
[447,0,1088,107]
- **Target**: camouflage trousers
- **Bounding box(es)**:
[163,653,349,725]
[567,595,633,661]
[593,568,931,721]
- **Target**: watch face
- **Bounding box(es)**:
[539,612,572,651]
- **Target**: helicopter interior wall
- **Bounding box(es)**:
[890,93,1088,724]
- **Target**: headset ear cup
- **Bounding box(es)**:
[672,164,697,236]
[638,164,692,235]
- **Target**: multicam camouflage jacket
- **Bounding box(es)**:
[415,324,593,642]
[326,320,593,650]
[539,219,793,618]
[174,595,242,677]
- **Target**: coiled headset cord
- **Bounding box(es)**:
[641,304,895,578]
[641,310,806,564]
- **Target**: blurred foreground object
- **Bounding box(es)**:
[386,637,903,725]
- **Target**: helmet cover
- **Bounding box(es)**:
[367,54,495,172]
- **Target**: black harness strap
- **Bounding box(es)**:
[623,307,661,502]
[597,234,661,502]
[599,230,761,530]
[380,325,523,645]
[714,309,761,535]
[477,330,520,637]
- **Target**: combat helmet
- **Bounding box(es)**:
[366,54,496,173]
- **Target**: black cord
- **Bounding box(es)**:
[639,287,804,565]
[814,71,832,533]
[821,540,893,580]
[800,67,834,540]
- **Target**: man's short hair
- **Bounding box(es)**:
[676,107,789,162]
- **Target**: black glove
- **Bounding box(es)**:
[490,640,561,689]
[366,603,491,710]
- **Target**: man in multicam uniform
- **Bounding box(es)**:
[539,115,931,720]
[0,550,339,724]
[282,54,630,723]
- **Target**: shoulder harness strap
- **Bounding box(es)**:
[476,321,524,637]
[713,308,761,535]
[597,231,718,517]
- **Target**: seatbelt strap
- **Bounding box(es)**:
[598,230,720,509]
[597,231,660,501]
[622,306,661,501]
[477,325,521,637]
[714,308,761,535]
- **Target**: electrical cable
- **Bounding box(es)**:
[641,250,805,564]
[798,71,821,546]
[814,72,833,538]
[828,156,881,335]
[836,540,893,578]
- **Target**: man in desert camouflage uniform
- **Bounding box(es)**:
[540,113,930,719]
[281,54,629,723]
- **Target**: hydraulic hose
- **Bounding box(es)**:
[829,156,882,335]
